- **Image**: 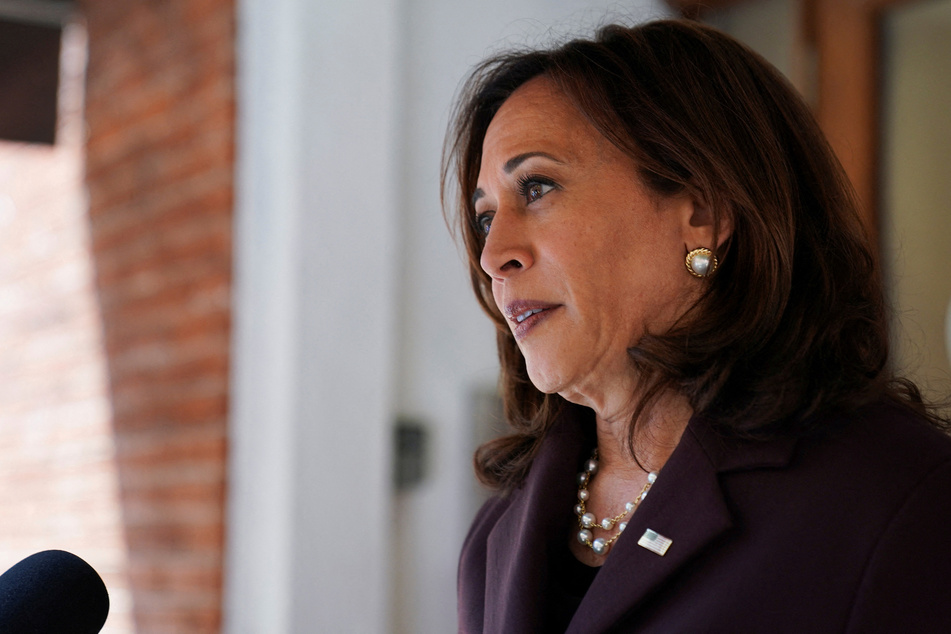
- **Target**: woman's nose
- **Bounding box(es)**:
[479,209,534,280]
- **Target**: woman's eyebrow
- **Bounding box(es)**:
[503,151,562,173]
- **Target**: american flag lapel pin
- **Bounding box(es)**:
[638,529,673,556]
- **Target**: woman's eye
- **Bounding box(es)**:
[517,176,556,204]
[476,213,493,236]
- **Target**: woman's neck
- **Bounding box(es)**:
[593,390,692,476]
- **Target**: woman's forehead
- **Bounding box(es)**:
[481,78,603,169]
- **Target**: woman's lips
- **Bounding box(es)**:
[503,301,561,339]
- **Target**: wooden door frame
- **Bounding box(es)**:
[667,0,919,245]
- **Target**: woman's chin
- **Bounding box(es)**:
[525,364,568,396]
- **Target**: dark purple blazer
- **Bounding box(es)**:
[458,402,951,633]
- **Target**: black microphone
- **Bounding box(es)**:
[0,550,109,633]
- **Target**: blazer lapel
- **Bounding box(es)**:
[483,407,594,633]
[567,416,797,633]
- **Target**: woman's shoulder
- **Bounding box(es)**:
[752,399,951,513]
[696,398,951,554]
[819,402,951,631]
[811,399,951,477]
[684,401,951,630]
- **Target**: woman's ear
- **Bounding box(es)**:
[682,197,732,251]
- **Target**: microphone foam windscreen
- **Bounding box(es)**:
[0,549,109,633]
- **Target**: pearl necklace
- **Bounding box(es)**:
[574,449,657,556]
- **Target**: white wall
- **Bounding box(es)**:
[881,0,951,404]
[227,1,671,632]
[703,0,810,100]
[227,0,400,631]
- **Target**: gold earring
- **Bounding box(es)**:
[685,247,717,278]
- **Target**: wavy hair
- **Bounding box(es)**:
[442,19,946,492]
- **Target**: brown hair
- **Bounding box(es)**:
[442,19,945,492]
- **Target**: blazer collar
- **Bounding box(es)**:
[483,405,594,633]
[480,406,798,633]
[568,414,797,633]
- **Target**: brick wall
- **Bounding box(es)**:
[0,22,135,632]
[0,0,235,631]
[81,0,235,630]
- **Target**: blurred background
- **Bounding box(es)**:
[0,0,948,631]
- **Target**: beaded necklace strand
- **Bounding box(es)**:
[574,448,658,556]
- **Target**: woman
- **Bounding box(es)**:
[443,19,951,633]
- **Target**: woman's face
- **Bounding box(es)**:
[475,77,702,409]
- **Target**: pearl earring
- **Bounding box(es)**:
[685,247,717,278]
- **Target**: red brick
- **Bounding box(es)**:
[3,0,235,629]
